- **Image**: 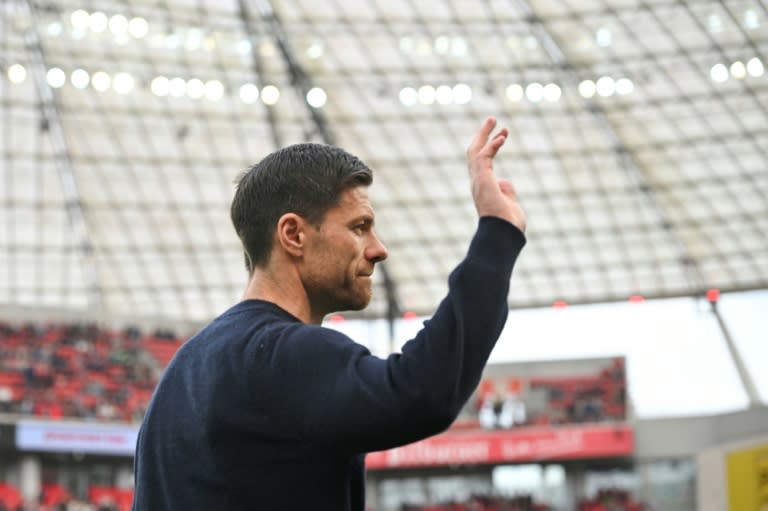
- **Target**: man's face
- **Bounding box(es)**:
[301,186,388,316]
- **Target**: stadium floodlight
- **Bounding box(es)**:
[306,87,327,108]
[239,83,259,104]
[506,83,524,102]
[70,9,89,30]
[7,64,27,84]
[261,85,280,105]
[578,79,596,98]
[730,61,746,79]
[128,17,149,38]
[710,63,728,83]
[186,78,205,99]
[452,83,472,104]
[204,80,224,101]
[113,72,135,94]
[90,12,108,33]
[70,69,90,89]
[46,67,66,88]
[435,85,453,105]
[399,87,417,106]
[151,76,169,96]
[747,57,764,77]
[543,83,561,102]
[91,71,111,91]
[417,85,436,105]
[109,14,128,35]
[169,77,186,97]
[596,76,615,97]
[615,78,634,95]
[525,82,544,102]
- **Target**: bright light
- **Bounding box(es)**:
[261,85,280,105]
[91,71,111,91]
[306,87,327,108]
[418,85,436,105]
[236,40,252,55]
[506,83,524,102]
[128,17,149,38]
[306,42,323,59]
[615,77,634,95]
[185,29,203,51]
[434,35,450,54]
[204,80,224,101]
[70,69,90,89]
[186,78,205,99]
[46,67,66,88]
[399,36,414,53]
[452,83,472,104]
[525,82,543,102]
[524,36,538,49]
[166,34,181,49]
[399,87,417,106]
[113,72,135,94]
[203,35,217,51]
[710,63,728,83]
[744,9,759,30]
[109,14,128,35]
[708,14,722,33]
[89,12,108,33]
[7,64,26,84]
[415,37,431,56]
[150,76,169,96]
[747,57,764,77]
[435,85,453,105]
[730,61,746,79]
[543,83,561,102]
[596,76,615,96]
[169,77,187,97]
[70,9,89,30]
[239,83,259,103]
[451,37,467,57]
[47,22,63,36]
[578,79,596,98]
[596,27,612,47]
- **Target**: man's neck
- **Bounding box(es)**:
[242,266,317,324]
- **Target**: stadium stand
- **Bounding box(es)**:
[401,494,552,511]
[0,481,133,511]
[578,489,646,511]
[473,359,626,430]
[0,322,179,422]
[401,489,645,511]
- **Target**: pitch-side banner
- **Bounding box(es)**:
[366,424,634,469]
[16,420,138,456]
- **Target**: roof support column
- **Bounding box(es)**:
[22,0,104,311]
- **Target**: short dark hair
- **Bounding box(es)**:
[231,143,372,273]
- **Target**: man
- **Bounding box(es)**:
[132,117,526,510]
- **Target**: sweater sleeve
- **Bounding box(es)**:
[252,216,526,453]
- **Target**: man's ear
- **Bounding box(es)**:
[276,213,307,257]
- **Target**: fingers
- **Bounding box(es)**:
[468,116,497,154]
[468,117,509,158]
[488,128,509,154]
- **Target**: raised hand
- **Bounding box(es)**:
[466,117,526,232]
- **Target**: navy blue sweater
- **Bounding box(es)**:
[132,217,525,510]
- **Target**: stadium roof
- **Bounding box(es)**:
[1,0,767,323]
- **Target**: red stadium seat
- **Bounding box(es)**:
[0,482,22,510]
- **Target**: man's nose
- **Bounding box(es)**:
[366,231,388,263]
